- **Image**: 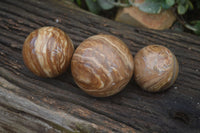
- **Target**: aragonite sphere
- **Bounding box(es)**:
[22,27,74,78]
[71,34,134,97]
[134,45,179,92]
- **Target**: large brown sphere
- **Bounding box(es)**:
[71,35,134,97]
[22,27,74,78]
[134,45,179,92]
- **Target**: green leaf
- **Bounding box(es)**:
[85,0,102,14]
[188,1,193,10]
[177,0,186,5]
[177,4,187,15]
[137,0,172,13]
[76,0,81,6]
[161,2,172,9]
[97,0,115,10]
[191,21,200,35]
[165,0,175,7]
[138,1,162,14]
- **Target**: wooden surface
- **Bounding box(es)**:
[0,0,200,132]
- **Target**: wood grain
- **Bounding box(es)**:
[0,0,200,132]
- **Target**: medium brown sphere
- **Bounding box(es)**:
[134,45,179,92]
[71,34,134,97]
[22,27,74,78]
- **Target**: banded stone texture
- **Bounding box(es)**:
[71,34,134,97]
[134,45,179,92]
[22,27,74,78]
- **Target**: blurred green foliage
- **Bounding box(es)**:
[72,0,200,35]
[136,0,193,15]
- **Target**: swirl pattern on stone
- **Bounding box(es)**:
[134,45,179,92]
[22,27,74,78]
[71,34,134,97]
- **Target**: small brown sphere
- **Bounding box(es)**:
[71,35,134,97]
[22,27,74,78]
[134,45,179,92]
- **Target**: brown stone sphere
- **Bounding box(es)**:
[22,27,74,78]
[71,34,134,97]
[134,45,179,92]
